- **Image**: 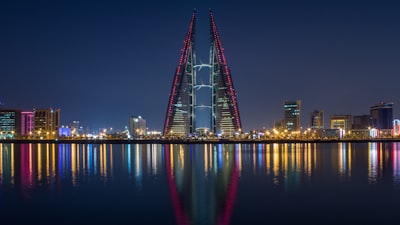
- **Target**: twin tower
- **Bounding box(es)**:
[164,10,242,136]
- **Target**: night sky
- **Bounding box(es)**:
[1,0,399,132]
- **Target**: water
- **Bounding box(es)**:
[1,142,400,224]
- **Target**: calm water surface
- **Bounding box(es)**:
[1,142,400,224]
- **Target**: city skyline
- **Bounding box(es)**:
[1,0,399,132]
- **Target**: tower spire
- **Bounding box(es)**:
[164,11,196,136]
[209,10,242,134]
[164,11,242,136]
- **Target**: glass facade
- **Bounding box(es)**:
[370,102,393,129]
[0,110,21,138]
[284,100,301,131]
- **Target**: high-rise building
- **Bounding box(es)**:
[352,115,370,129]
[130,116,146,137]
[21,111,34,136]
[330,114,352,130]
[284,100,301,131]
[34,108,60,138]
[164,10,241,136]
[310,110,324,129]
[0,109,21,138]
[370,102,393,129]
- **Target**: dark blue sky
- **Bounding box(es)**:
[1,0,399,132]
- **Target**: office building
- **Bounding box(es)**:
[330,114,352,130]
[34,108,60,138]
[284,100,301,131]
[0,109,21,138]
[21,111,34,136]
[370,102,393,129]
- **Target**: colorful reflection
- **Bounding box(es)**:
[166,144,238,225]
[0,144,15,186]
[121,144,163,189]
[0,143,118,197]
[237,143,318,190]
[2,142,400,222]
[392,142,400,185]
[338,143,352,178]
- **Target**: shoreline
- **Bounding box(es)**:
[1,138,400,144]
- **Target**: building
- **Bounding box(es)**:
[21,111,34,136]
[164,10,242,136]
[330,114,352,130]
[310,110,324,129]
[0,109,21,138]
[330,115,352,138]
[284,100,301,131]
[370,102,393,129]
[352,115,370,129]
[34,108,60,138]
[130,116,146,137]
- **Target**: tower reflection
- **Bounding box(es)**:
[2,141,400,223]
[165,144,238,225]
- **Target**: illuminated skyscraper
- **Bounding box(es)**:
[284,100,301,131]
[21,111,34,136]
[164,10,242,136]
[370,102,393,130]
[34,108,60,138]
[0,109,21,138]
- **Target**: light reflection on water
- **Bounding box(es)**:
[1,142,400,189]
[0,142,400,224]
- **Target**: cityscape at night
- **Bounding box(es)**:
[1,1,399,133]
[0,5,399,141]
[1,1,400,224]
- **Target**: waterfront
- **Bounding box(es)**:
[1,142,400,224]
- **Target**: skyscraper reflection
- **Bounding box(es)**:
[2,141,400,223]
[165,144,238,225]
[368,142,380,183]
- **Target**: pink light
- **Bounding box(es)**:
[165,146,190,225]
[164,11,196,134]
